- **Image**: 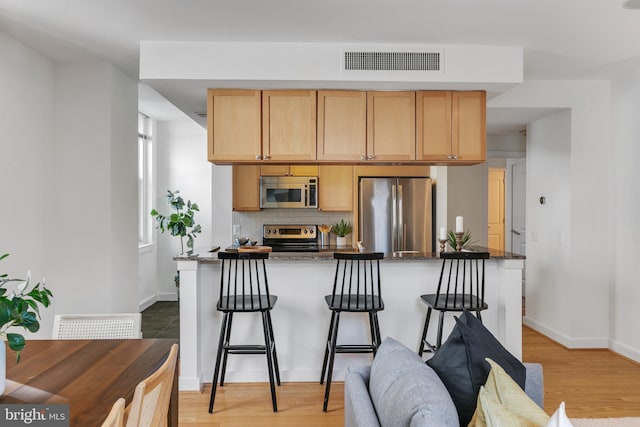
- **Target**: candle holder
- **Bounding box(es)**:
[455,232,464,252]
[439,239,447,253]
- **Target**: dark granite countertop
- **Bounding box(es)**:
[177,245,525,262]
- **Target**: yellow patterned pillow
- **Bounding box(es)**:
[468,358,550,427]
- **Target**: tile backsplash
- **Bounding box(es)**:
[232,210,352,244]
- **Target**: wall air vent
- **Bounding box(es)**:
[195,112,207,118]
[344,51,441,71]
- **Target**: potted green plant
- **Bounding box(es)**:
[332,220,353,247]
[151,190,202,255]
[447,230,475,251]
[0,253,53,394]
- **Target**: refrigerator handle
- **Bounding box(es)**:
[392,184,397,253]
[398,184,404,251]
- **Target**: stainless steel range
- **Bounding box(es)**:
[262,224,319,252]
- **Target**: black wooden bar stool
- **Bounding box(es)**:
[320,252,385,412]
[208,251,280,413]
[418,251,490,356]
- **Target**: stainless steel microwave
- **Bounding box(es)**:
[260,176,318,208]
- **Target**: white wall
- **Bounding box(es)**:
[0,30,54,335]
[525,110,572,338]
[0,30,139,338]
[610,69,640,361]
[153,119,211,300]
[446,164,489,247]
[491,80,613,349]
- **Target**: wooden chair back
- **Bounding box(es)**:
[52,313,142,339]
[125,343,178,427]
[101,398,125,427]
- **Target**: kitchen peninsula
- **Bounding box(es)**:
[175,248,524,391]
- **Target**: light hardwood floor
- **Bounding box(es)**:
[179,326,640,426]
[522,326,640,419]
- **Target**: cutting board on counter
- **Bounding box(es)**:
[224,245,273,253]
[238,245,272,253]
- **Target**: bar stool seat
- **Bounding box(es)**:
[320,252,385,412]
[208,251,280,413]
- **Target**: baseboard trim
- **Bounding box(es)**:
[157,292,178,302]
[609,339,640,364]
[523,316,608,348]
[179,375,204,392]
[138,295,157,311]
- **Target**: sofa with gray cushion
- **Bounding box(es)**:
[344,337,543,427]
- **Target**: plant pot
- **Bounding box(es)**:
[336,236,347,247]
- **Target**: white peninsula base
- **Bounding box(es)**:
[176,255,524,391]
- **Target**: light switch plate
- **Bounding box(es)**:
[232,224,241,236]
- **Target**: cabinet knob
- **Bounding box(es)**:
[447,155,453,159]
[452,155,459,159]
[263,155,270,160]
[360,155,366,160]
[255,155,262,160]
[367,154,375,160]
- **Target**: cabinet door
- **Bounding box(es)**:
[367,91,416,161]
[317,90,367,161]
[289,165,319,176]
[260,165,290,176]
[452,91,486,161]
[416,91,453,161]
[262,90,317,162]
[232,165,261,211]
[208,89,262,162]
[260,165,319,176]
[319,165,353,211]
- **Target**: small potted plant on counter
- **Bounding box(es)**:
[332,220,353,247]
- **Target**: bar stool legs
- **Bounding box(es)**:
[320,311,382,412]
[208,311,280,413]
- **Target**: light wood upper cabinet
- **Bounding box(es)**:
[367,91,416,161]
[319,165,353,211]
[208,89,262,162]
[232,165,261,211]
[417,91,486,162]
[317,91,367,161]
[260,165,319,176]
[262,90,317,162]
[452,91,486,162]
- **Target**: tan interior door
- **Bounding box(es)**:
[488,168,505,251]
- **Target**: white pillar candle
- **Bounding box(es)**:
[439,227,447,240]
[455,216,464,233]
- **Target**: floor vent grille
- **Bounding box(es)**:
[344,51,441,71]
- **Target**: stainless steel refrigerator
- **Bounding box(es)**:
[359,177,433,254]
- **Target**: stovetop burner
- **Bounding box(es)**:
[262,224,319,252]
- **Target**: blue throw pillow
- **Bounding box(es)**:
[426,310,526,426]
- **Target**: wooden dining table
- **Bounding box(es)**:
[1,338,178,426]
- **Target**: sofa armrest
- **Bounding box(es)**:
[344,366,381,427]
[524,362,544,409]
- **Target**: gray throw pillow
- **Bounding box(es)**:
[369,337,458,427]
[426,310,526,427]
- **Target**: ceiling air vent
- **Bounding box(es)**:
[344,51,441,71]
